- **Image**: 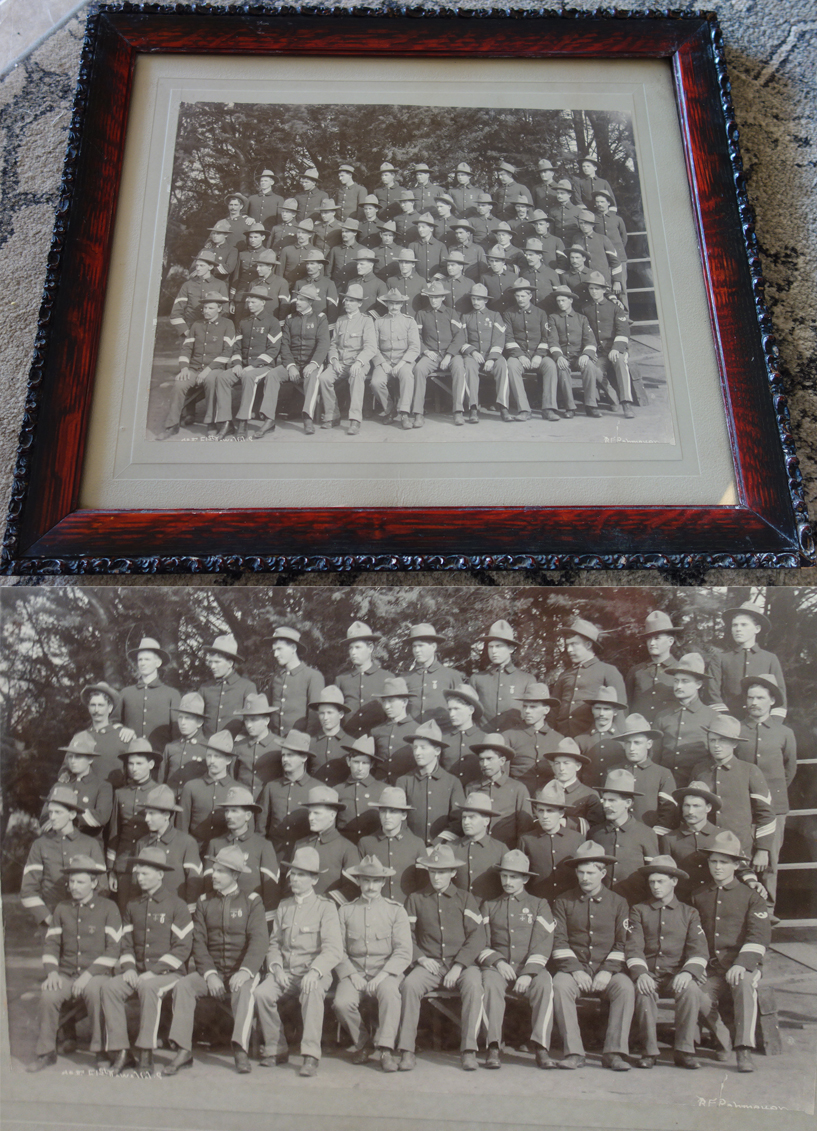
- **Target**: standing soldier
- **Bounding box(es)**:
[614,714,678,834]
[441,684,487,784]
[277,218,317,286]
[319,281,378,437]
[450,162,481,216]
[478,849,556,1069]
[448,219,487,279]
[589,768,661,905]
[502,277,556,422]
[411,162,444,215]
[394,189,420,245]
[548,179,583,243]
[408,213,447,282]
[268,625,325,735]
[374,219,403,281]
[118,636,179,751]
[655,653,719,788]
[359,786,425,904]
[440,249,476,314]
[546,739,604,829]
[543,285,605,420]
[357,195,383,249]
[227,285,283,439]
[232,693,280,796]
[177,731,240,851]
[249,250,290,317]
[335,621,396,720]
[575,686,627,788]
[457,282,508,425]
[521,239,561,307]
[573,210,622,290]
[268,198,300,256]
[292,249,339,323]
[469,619,536,729]
[207,784,280,920]
[373,161,404,220]
[230,222,270,305]
[135,784,202,910]
[267,284,330,435]
[527,210,565,269]
[395,720,466,843]
[532,158,560,212]
[447,791,506,902]
[309,686,354,785]
[334,856,413,1071]
[159,692,208,800]
[470,192,498,248]
[708,600,787,718]
[660,780,724,901]
[582,273,641,418]
[370,677,417,784]
[68,681,127,788]
[593,191,628,287]
[551,617,626,738]
[295,166,324,222]
[335,736,386,844]
[198,633,256,738]
[494,161,532,219]
[502,682,564,795]
[247,167,284,229]
[27,855,120,1073]
[465,737,532,848]
[157,291,234,440]
[479,245,518,322]
[101,845,193,1075]
[519,781,585,902]
[108,740,161,909]
[386,248,426,313]
[256,730,322,859]
[433,192,459,248]
[625,610,683,722]
[337,163,368,222]
[351,246,388,312]
[219,192,253,247]
[255,846,343,1076]
[327,218,363,288]
[572,156,616,210]
[164,844,268,1076]
[399,623,463,724]
[311,198,343,256]
[50,734,114,838]
[204,220,238,284]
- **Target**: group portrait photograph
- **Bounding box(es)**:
[0,583,814,1131]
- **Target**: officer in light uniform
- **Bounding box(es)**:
[164,844,268,1076]
[319,281,378,436]
[159,692,207,799]
[334,855,413,1071]
[198,632,257,737]
[369,289,422,426]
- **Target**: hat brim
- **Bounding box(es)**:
[599,783,644,797]
[637,863,688,880]
[739,675,783,705]
[127,646,172,665]
[170,705,206,717]
[58,744,102,757]
[405,732,449,749]
[700,844,746,860]
[702,727,748,743]
[62,862,108,875]
[340,744,378,760]
[563,853,618,869]
[144,799,183,813]
[303,799,346,811]
[723,607,770,632]
[442,690,484,716]
[118,749,161,763]
[309,698,351,712]
[514,695,561,709]
[277,743,312,758]
[205,854,253,874]
[203,645,243,663]
[41,794,83,811]
[582,695,627,710]
[371,798,414,811]
[343,632,379,643]
[81,684,122,708]
[614,728,662,742]
[469,741,516,761]
[408,632,446,644]
[493,862,538,877]
[281,859,327,874]
[455,800,502,818]
[545,749,591,766]
[215,797,261,811]
[125,856,176,872]
[416,856,466,870]
[344,865,396,881]
[639,625,683,637]
[673,785,721,810]
[482,635,519,647]
[530,796,568,809]
[234,705,277,716]
[664,665,705,678]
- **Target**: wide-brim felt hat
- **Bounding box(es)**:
[203,634,243,662]
[493,849,537,876]
[234,693,276,717]
[416,845,466,870]
[340,735,378,761]
[80,681,122,711]
[205,845,253,874]
[62,854,108,875]
[343,621,379,642]
[126,846,176,871]
[546,741,591,766]
[225,191,249,206]
[482,619,518,646]
[673,781,722,811]
[42,785,83,810]
[127,636,171,665]
[215,785,263,811]
[143,785,183,813]
[455,791,502,817]
[282,846,327,874]
[615,714,663,742]
[245,286,275,302]
[514,682,560,709]
[582,686,627,710]
[118,739,161,764]
[562,842,618,868]
[722,601,771,633]
[700,830,746,860]
[172,691,206,717]
[664,653,707,678]
[703,716,747,742]
[344,855,396,880]
[637,855,688,881]
[59,733,102,758]
[303,785,346,810]
[469,735,516,761]
[309,685,350,712]
[442,684,484,717]
[371,786,414,811]
[739,672,784,706]
[599,768,644,796]
[552,285,580,302]
[408,623,446,644]
[404,722,449,749]
[640,610,683,637]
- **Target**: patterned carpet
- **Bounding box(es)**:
[1,0,815,586]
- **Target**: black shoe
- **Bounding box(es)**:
[535,1048,554,1068]
[564,409,575,418]
[156,426,179,441]
[674,1052,700,1069]
[468,406,479,423]
[234,421,248,438]
[602,1053,630,1072]
[300,1055,319,1077]
[233,1045,252,1074]
[736,1047,755,1073]
[110,1050,136,1076]
[255,417,276,438]
[163,1050,193,1076]
[461,1051,478,1071]
[516,410,532,422]
[27,1051,58,1072]
[215,421,231,439]
[485,1046,501,1069]
[586,408,602,418]
[351,1045,372,1065]
[499,406,513,422]
[136,1049,154,1074]
[558,1054,585,1070]
[636,1056,656,1069]
[544,410,559,422]
[303,416,316,435]
[622,402,634,418]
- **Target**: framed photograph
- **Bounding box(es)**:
[2,5,812,574]
[1,583,815,1131]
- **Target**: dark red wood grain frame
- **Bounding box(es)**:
[4,4,811,573]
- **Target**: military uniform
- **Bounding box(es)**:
[327,240,363,286]
[293,275,339,322]
[478,267,518,314]
[178,773,240,850]
[450,184,482,215]
[587,816,660,903]
[52,768,113,835]
[625,896,708,1056]
[573,174,616,210]
[169,276,229,336]
[690,757,776,858]
[618,759,678,833]
[692,879,771,1049]
[544,309,605,416]
[370,717,417,784]
[373,182,405,220]
[268,661,325,736]
[449,833,505,901]
[464,772,532,848]
[231,248,274,305]
[581,294,640,405]
[522,263,561,307]
[659,821,724,902]
[625,658,677,722]
[107,780,156,906]
[295,186,326,222]
[336,776,387,844]
[411,182,445,214]
[319,310,378,425]
[478,891,555,1049]
[401,660,464,725]
[206,829,280,919]
[69,726,127,788]
[227,307,283,424]
[654,698,720,788]
[440,724,486,786]
[518,825,585,902]
[394,211,421,245]
[408,236,447,282]
[21,829,107,924]
[548,200,583,242]
[552,659,627,738]
[376,242,405,281]
[334,895,413,1051]
[312,219,343,256]
[470,663,537,730]
[294,827,360,904]
[412,307,466,416]
[102,885,194,1052]
[502,724,564,794]
[37,893,121,1055]
[255,891,343,1061]
[233,731,281,797]
[562,779,604,830]
[398,886,486,1053]
[551,884,634,1058]
[265,308,330,423]
[707,645,787,716]
[575,729,626,789]
[135,825,203,910]
[163,314,235,429]
[358,828,427,903]
[198,671,257,739]
[205,241,238,283]
[502,304,552,414]
[310,728,354,786]
[457,305,508,412]
[369,310,422,416]
[385,269,426,313]
[336,660,396,718]
[571,231,620,287]
[268,219,300,256]
[337,181,368,222]
[119,678,180,751]
[256,773,322,857]
[738,716,797,903]
[168,887,268,1053]
[395,766,466,843]
[247,189,284,228]
[158,735,207,800]
[495,180,533,220]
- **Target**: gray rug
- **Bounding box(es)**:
[1,0,815,587]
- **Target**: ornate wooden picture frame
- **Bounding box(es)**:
[2,4,811,575]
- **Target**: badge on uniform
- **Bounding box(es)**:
[754,910,768,918]
[87,925,96,935]
[432,680,438,690]
[520,907,533,924]
[230,909,244,919]
[157,913,166,924]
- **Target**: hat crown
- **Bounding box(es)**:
[280,729,312,755]
[46,784,80,808]
[420,845,463,869]
[589,686,623,704]
[127,737,157,756]
[518,682,554,701]
[479,733,508,751]
[728,600,768,622]
[65,853,106,874]
[461,791,494,812]
[209,844,250,873]
[81,680,121,708]
[485,619,517,644]
[375,786,411,809]
[177,691,205,715]
[585,271,607,286]
[670,652,706,676]
[705,830,744,858]
[63,733,98,756]
[344,284,365,300]
[133,845,170,869]
[444,683,481,708]
[205,730,234,757]
[298,284,322,301]
[313,684,347,707]
[620,713,654,735]
[411,719,445,744]
[379,677,410,697]
[706,714,743,741]
[209,633,239,658]
[566,617,600,643]
[643,609,678,633]
[220,785,257,808]
[306,785,342,806]
[145,785,179,811]
[348,854,395,879]
[346,735,376,758]
[646,855,679,872]
[533,780,567,807]
[499,849,532,873]
[470,283,489,298]
[556,737,582,757]
[602,768,638,793]
[132,636,165,654]
[240,692,274,715]
[346,620,375,640]
[571,841,612,864]
[288,846,322,873]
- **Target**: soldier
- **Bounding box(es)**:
[708,600,787,718]
[256,730,321,859]
[626,856,708,1069]
[357,194,382,249]
[327,218,363,288]
[159,692,208,800]
[268,198,301,256]
[268,624,325,735]
[232,693,280,796]
[739,674,796,909]
[544,285,606,420]
[521,238,561,307]
[575,686,627,789]
[335,736,386,844]
[447,791,505,901]
[334,855,413,1070]
[479,245,518,324]
[295,166,324,222]
[439,249,476,314]
[177,730,239,851]
[101,845,193,1075]
[433,191,459,248]
[449,162,480,215]
[266,284,329,435]
[548,179,583,243]
[277,218,317,286]
[398,623,462,724]
[219,192,254,247]
[226,285,283,439]
[551,841,635,1071]
[478,848,556,1069]
[249,250,290,317]
[370,677,417,784]
[369,289,421,426]
[309,686,354,786]
[592,191,628,285]
[410,162,444,215]
[660,780,725,900]
[397,844,486,1071]
[255,845,343,1076]
[207,784,280,920]
[589,768,661,904]
[572,156,616,211]
[351,246,388,312]
[655,653,720,788]
[491,220,526,272]
[311,198,343,256]
[373,161,404,220]
[164,844,268,1076]
[198,633,256,738]
[502,277,556,422]
[441,684,486,784]
[21,786,106,927]
[27,855,120,1073]
[494,161,532,219]
[337,163,368,222]
[292,249,339,323]
[527,210,565,269]
[374,219,403,281]
[502,683,563,794]
[692,830,772,1072]
[625,610,683,722]
[508,195,535,243]
[204,219,238,283]
[449,218,487,279]
[247,168,284,229]
[157,291,235,440]
[294,785,360,905]
[395,720,466,843]
[108,740,161,909]
[230,222,269,305]
[50,733,114,837]
[469,619,536,729]
[582,273,642,418]
[394,189,420,245]
[118,635,179,750]
[168,250,228,339]
[335,621,395,720]
[465,737,532,848]
[470,192,498,247]
[519,781,585,902]
[135,784,202,910]
[573,210,622,291]
[455,282,508,425]
[408,212,447,282]
[359,786,425,903]
[546,738,604,829]
[319,281,377,436]
[551,617,626,738]
[532,158,560,212]
[68,681,127,787]
[385,248,426,314]
[614,714,678,833]
[560,244,594,295]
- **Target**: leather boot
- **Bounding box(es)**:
[254,417,276,438]
[163,1049,193,1076]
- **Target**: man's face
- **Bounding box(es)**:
[68,873,97,902]
[555,295,574,314]
[646,632,674,659]
[594,196,610,214]
[436,202,451,217]
[380,230,395,245]
[488,257,505,274]
[281,751,308,778]
[500,869,526,896]
[48,802,74,833]
[385,299,405,313]
[202,301,221,321]
[454,229,469,245]
[461,809,491,839]
[708,732,738,765]
[400,200,415,213]
[456,171,471,185]
[339,171,353,185]
[428,295,445,311]
[134,864,164,893]
[746,685,774,720]
[581,161,596,176]
[416,171,430,184]
[648,873,677,902]
[305,263,321,279]
[471,296,488,312]
[496,232,512,247]
[412,739,439,772]
[320,210,336,224]
[256,264,273,279]
[347,754,373,782]
[136,650,162,680]
[601,791,631,823]
[259,176,273,192]
[356,260,374,277]
[295,231,310,248]
[623,735,652,766]
[398,261,414,277]
[591,703,616,729]
[206,750,231,778]
[576,861,605,895]
[191,257,209,275]
[359,876,386,901]
[447,698,474,730]
[66,753,93,778]
[534,803,564,834]
[568,253,586,271]
[708,852,738,886]
[673,673,702,705]
[246,296,265,316]
[212,864,237,894]
[416,223,433,241]
[245,713,270,739]
[497,171,513,185]
[343,297,363,316]
[300,176,317,191]
[294,296,312,315]
[206,651,233,679]
[514,205,529,219]
[363,205,377,221]
[487,640,513,666]
[540,169,554,183]
[379,806,405,836]
[307,804,336,835]
[682,796,711,827]
[210,232,227,246]
[348,639,373,668]
[554,189,571,203]
[428,867,457,892]
[524,252,544,270]
[730,614,760,647]
[565,634,593,664]
[288,866,317,897]
[247,231,264,249]
[224,805,253,833]
[87,692,113,728]
[550,755,581,784]
[478,750,506,782]
[177,710,201,738]
[280,209,296,224]
[533,221,551,236]
[318,704,344,732]
[578,220,594,236]
[411,639,436,666]
[446,262,464,278]
[476,202,492,216]
[381,171,395,186]
[144,806,170,833]
[227,200,242,218]
[382,695,408,721]
[126,755,153,784]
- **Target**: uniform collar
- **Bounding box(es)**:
[711,878,739,891]
[136,676,163,689]
[344,776,374,788]
[142,885,170,904]
[152,826,176,845]
[630,758,654,771]
[649,896,680,910]
[491,661,517,674]
[680,819,717,837]
[312,826,341,844]
[743,715,773,730]
[203,773,231,786]
[228,828,254,842]
[217,883,240,898]
[578,888,605,903]
[730,643,760,655]
[51,826,80,841]
[709,756,735,770]
[410,658,442,673]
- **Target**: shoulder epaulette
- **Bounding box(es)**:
[247,891,260,902]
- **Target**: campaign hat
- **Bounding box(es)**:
[580,155,599,167]
[416,845,465,870]
[545,737,591,766]
[225,192,249,207]
[272,626,302,647]
[340,735,377,761]
[338,163,355,174]
[510,195,532,209]
[281,198,299,211]
[201,291,230,305]
[537,158,554,171]
[303,785,346,811]
[640,610,682,637]
[204,633,242,662]
[345,854,396,880]
[450,218,474,231]
[404,719,449,749]
[703,715,747,743]
[42,784,82,811]
[599,767,644,797]
[379,162,397,172]
[673,780,722,811]
[562,840,618,869]
[381,288,409,303]
[143,785,183,814]
[341,218,360,232]
[496,161,516,174]
[665,652,707,678]
[565,244,590,261]
[203,731,235,758]
[309,685,351,712]
[469,733,516,761]
[374,676,411,699]
[277,729,312,757]
[172,691,206,718]
[565,617,602,647]
[118,737,161,765]
[259,169,276,179]
[701,830,745,860]
[415,212,436,226]
[455,162,473,174]
[482,619,518,646]
[296,219,314,233]
[408,623,446,644]
[303,248,327,263]
[494,849,537,876]
[485,245,506,260]
[554,179,574,192]
[301,167,319,181]
[317,198,339,211]
[740,672,783,706]
[531,780,568,809]
[80,681,121,711]
[208,219,233,235]
[584,271,609,289]
[469,283,489,300]
[63,854,108,876]
[355,247,377,261]
[493,221,513,234]
[215,785,262,812]
[362,195,380,208]
[577,210,596,224]
[344,620,378,642]
[592,188,615,204]
[296,283,323,304]
[234,693,276,717]
[127,636,171,665]
[552,285,579,302]
[341,283,367,302]
[378,220,398,234]
[442,683,484,717]
[722,601,771,633]
[126,845,175,872]
[514,682,560,709]
[582,685,627,710]
[615,713,662,742]
[58,733,102,759]
[193,249,218,265]
[206,845,253,874]
[443,250,467,266]
[245,223,267,235]
[256,249,278,264]
[508,277,535,293]
[455,790,502,817]
[434,192,456,208]
[399,189,416,201]
[372,786,414,811]
[245,285,275,302]
[413,162,431,172]
[396,248,417,262]
[524,239,544,253]
[476,192,494,204]
[421,281,449,298]
[282,846,325,874]
[637,854,688,881]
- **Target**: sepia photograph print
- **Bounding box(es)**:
[1,584,815,1131]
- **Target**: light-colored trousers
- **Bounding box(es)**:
[319,360,372,423]
[255,969,333,1060]
[333,972,404,1051]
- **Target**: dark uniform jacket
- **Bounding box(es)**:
[502,306,550,358]
[521,263,561,307]
[440,723,486,786]
[310,728,354,786]
[247,190,284,227]
[256,773,322,855]
[21,829,106,923]
[312,219,343,256]
[415,308,465,358]
[503,723,564,793]
[280,310,331,370]
[449,832,505,902]
[336,661,396,717]
[169,276,228,334]
[478,891,555,974]
[738,716,797,815]
[336,775,387,844]
[459,308,506,362]
[119,886,193,975]
[43,895,121,977]
[572,174,616,210]
[296,186,326,222]
[587,816,660,903]
[206,829,280,918]
[625,658,677,722]
[690,756,776,856]
[231,248,270,302]
[358,827,427,903]
[178,773,240,848]
[659,820,724,902]
[495,180,533,219]
[348,272,387,314]
[613,758,678,833]
[518,825,585,902]
[198,671,257,738]
[581,297,629,355]
[548,200,583,242]
[233,731,281,797]
[108,780,156,873]
[707,645,787,717]
[594,210,628,260]
[278,244,316,286]
[527,232,565,270]
[268,220,300,256]
[232,310,283,367]
[625,897,709,981]
[552,659,627,738]
[692,879,771,974]
[68,726,127,789]
[404,884,486,967]
[190,888,268,979]
[119,678,180,751]
[450,184,482,215]
[479,269,518,314]
[373,182,405,220]
[470,663,536,730]
[385,271,426,314]
[552,885,630,975]
[179,316,235,372]
[327,241,363,286]
[408,237,447,282]
[546,309,597,363]
[563,779,604,830]
[293,275,339,322]
[336,895,413,980]
[394,210,421,244]
[654,698,720,788]
[337,181,368,222]
[396,765,466,843]
[371,716,417,784]
[464,772,533,848]
[575,728,626,789]
[571,230,620,284]
[206,241,238,282]
[375,244,403,283]
[159,735,207,800]
[135,824,203,909]
[52,768,113,835]
[400,660,464,725]
[269,661,325,735]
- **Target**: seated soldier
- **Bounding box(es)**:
[502,682,564,795]
[464,735,532,848]
[159,692,207,801]
[692,830,772,1073]
[575,686,627,788]
[157,291,234,440]
[502,278,555,421]
[335,736,386,844]
[164,845,268,1076]
[334,856,413,1071]
[309,686,354,786]
[518,781,584,903]
[412,281,466,428]
[551,841,635,1071]
[294,785,360,905]
[27,855,120,1073]
[256,729,322,860]
[626,856,709,1069]
[135,785,202,911]
[441,684,486,785]
[589,768,661,905]
[448,791,506,902]
[207,784,280,921]
[543,285,603,419]
[396,845,486,1072]
[265,285,329,436]
[395,720,465,843]
[359,786,426,904]
[255,846,343,1077]
[545,739,603,830]
[371,677,417,784]
[232,693,280,797]
[613,713,678,834]
[582,273,643,419]
[225,285,283,439]
[177,731,239,852]
[101,846,193,1075]
[318,282,377,436]
[456,282,508,425]
[478,849,556,1069]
